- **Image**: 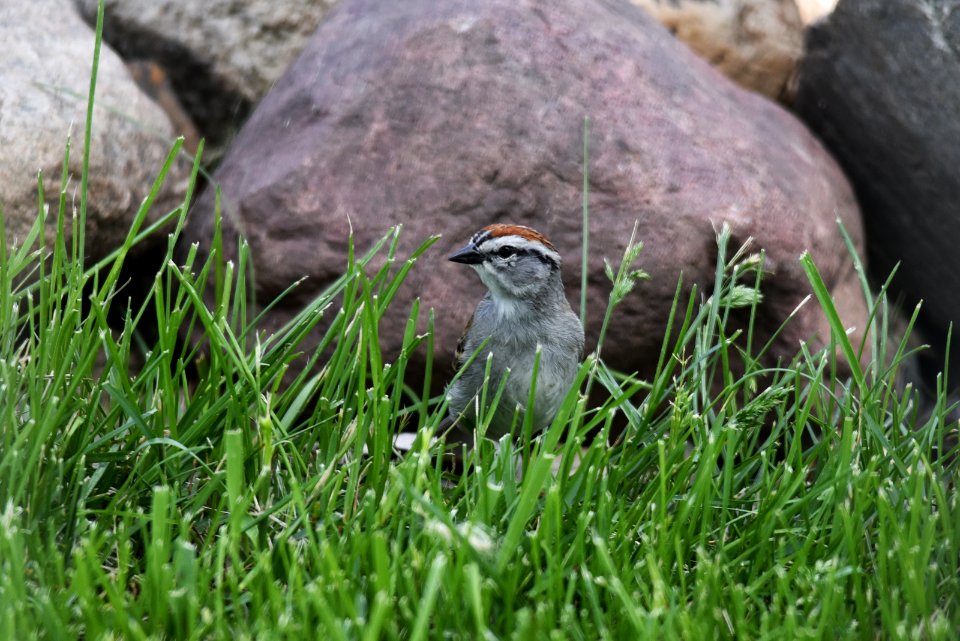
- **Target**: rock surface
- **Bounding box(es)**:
[127,61,202,155]
[76,0,338,148]
[795,0,960,365]
[0,0,188,261]
[631,0,804,101]
[184,0,865,384]
[794,0,838,24]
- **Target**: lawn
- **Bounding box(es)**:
[0,8,957,640]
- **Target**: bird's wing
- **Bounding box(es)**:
[452,314,473,372]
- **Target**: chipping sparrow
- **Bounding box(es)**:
[445,224,585,440]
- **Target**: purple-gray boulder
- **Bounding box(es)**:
[184,0,866,383]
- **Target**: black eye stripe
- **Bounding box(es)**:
[484,245,558,268]
[530,251,559,268]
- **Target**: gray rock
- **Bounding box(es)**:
[0,0,188,261]
[795,0,960,366]
[75,0,338,147]
[184,0,866,384]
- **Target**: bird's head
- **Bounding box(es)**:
[449,223,563,304]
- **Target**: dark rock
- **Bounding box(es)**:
[795,0,960,367]
[184,0,865,386]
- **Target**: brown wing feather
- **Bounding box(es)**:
[452,314,473,372]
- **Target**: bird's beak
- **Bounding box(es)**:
[448,242,484,265]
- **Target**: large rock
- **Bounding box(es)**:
[76,0,338,148]
[0,1,188,261]
[795,0,960,367]
[631,0,804,101]
[184,0,865,384]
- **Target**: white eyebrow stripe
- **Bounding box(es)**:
[478,234,562,265]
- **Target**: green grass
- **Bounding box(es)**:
[1,5,959,640]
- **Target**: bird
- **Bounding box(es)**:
[444,223,584,440]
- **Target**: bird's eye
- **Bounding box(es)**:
[496,246,515,258]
